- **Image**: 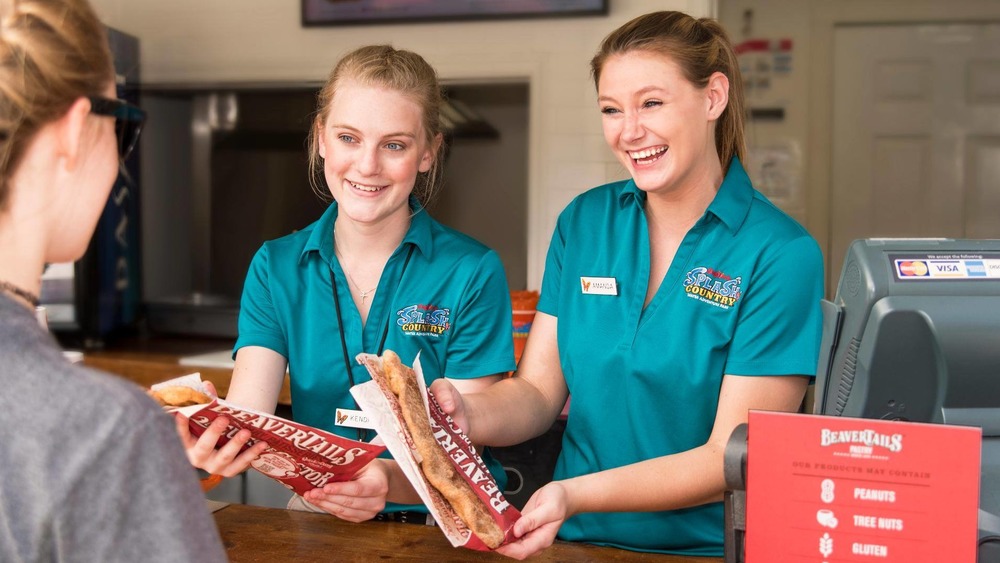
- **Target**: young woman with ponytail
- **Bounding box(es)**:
[432,11,824,558]
[0,1,226,560]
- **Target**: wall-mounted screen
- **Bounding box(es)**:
[302,0,608,26]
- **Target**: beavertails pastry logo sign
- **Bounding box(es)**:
[746,411,980,562]
[682,266,742,310]
[179,400,385,495]
[820,428,904,459]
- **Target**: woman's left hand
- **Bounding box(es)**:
[300,459,390,522]
[496,481,570,560]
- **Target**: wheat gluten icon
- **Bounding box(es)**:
[819,533,833,558]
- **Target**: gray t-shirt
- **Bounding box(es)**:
[0,296,227,562]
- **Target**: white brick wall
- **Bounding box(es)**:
[92,0,712,289]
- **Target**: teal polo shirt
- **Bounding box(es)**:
[236,199,515,507]
[538,158,823,555]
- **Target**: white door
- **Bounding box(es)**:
[830,23,1000,290]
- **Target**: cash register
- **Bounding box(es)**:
[725,239,1000,562]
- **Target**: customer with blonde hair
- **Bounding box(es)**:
[0,1,226,560]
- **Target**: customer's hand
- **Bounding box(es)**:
[175,413,267,477]
[301,459,390,522]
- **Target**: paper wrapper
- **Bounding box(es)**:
[351,352,521,551]
[156,374,386,496]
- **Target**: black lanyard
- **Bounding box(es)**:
[331,244,415,439]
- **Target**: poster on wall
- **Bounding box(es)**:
[746,139,802,211]
[736,38,793,97]
[302,0,608,26]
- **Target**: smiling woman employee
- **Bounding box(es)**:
[178,45,515,522]
[431,11,823,560]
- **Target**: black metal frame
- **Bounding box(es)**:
[301,0,608,27]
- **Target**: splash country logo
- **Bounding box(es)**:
[396,304,451,337]
[682,266,743,310]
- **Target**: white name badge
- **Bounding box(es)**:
[335,408,376,430]
[580,276,618,295]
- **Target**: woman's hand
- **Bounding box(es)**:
[429,378,470,435]
[174,413,268,477]
[173,348,286,477]
[496,481,570,560]
[300,459,391,522]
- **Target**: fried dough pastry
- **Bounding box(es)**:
[149,385,212,407]
[382,351,505,549]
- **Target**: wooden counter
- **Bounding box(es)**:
[81,338,292,405]
[213,503,721,562]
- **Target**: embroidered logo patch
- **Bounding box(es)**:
[396,304,451,337]
[682,266,742,310]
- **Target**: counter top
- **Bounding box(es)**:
[81,336,292,405]
[213,503,721,562]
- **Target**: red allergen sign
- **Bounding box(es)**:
[745,411,981,562]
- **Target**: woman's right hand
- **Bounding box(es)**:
[300,459,391,521]
[496,481,570,560]
[174,413,268,477]
[428,378,470,435]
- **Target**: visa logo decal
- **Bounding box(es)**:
[930,261,964,277]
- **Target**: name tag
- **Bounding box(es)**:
[335,408,376,430]
[580,276,618,295]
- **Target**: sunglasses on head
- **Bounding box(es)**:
[88,96,146,161]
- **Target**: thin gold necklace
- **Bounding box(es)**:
[333,231,377,305]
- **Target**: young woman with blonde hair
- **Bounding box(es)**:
[180,45,515,523]
[0,1,226,560]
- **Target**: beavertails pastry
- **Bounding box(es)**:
[381,351,505,549]
[149,385,212,407]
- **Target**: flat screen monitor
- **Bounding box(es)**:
[814,238,1000,551]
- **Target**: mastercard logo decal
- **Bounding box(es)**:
[898,261,929,277]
